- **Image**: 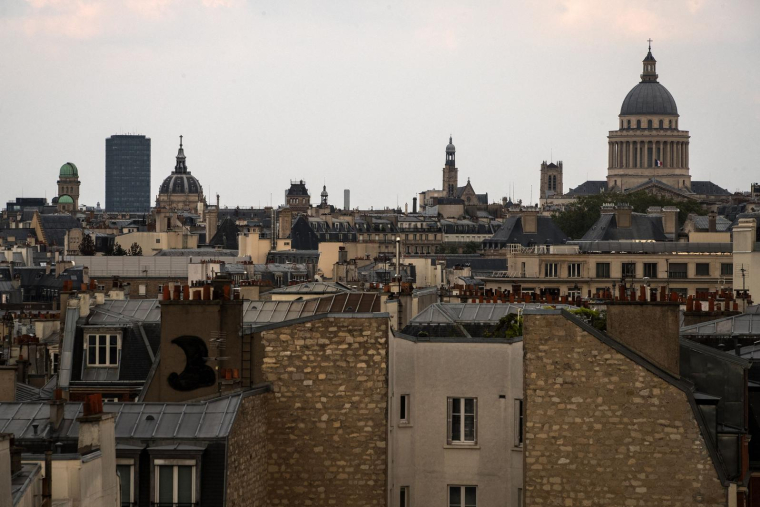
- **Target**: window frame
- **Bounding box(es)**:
[399,485,410,507]
[448,485,477,507]
[567,263,582,278]
[595,262,610,278]
[399,394,410,425]
[514,399,524,447]
[117,460,134,507]
[544,262,559,278]
[447,397,478,445]
[695,263,710,276]
[643,262,658,279]
[721,263,733,276]
[154,459,196,506]
[622,262,636,278]
[85,333,121,368]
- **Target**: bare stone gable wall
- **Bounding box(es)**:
[261,316,388,506]
[523,312,725,506]
[226,392,269,506]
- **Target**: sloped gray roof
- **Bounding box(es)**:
[681,313,760,338]
[268,281,353,295]
[580,213,667,241]
[410,302,574,325]
[0,391,254,441]
[242,293,382,330]
[689,215,731,232]
[566,180,607,196]
[88,299,161,325]
[691,181,731,196]
[485,215,568,247]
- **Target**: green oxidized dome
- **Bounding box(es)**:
[59,162,78,178]
[57,195,74,204]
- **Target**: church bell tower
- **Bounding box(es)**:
[442,136,458,198]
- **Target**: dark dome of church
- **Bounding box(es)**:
[620,82,678,116]
[159,174,202,195]
[158,136,203,195]
[446,136,455,153]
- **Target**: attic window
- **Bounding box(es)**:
[86,333,121,367]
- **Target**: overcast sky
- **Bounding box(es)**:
[1,0,759,211]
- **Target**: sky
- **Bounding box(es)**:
[1,0,759,211]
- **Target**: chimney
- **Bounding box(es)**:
[708,212,717,233]
[412,197,417,214]
[338,246,347,264]
[49,389,65,431]
[614,204,632,229]
[606,302,681,377]
[522,210,538,234]
[661,206,679,239]
[206,205,219,244]
[0,367,16,402]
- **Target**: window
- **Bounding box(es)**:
[647,119,653,129]
[514,399,523,447]
[596,263,610,278]
[636,119,641,129]
[399,394,410,425]
[86,334,120,367]
[139,284,146,296]
[544,263,559,278]
[721,263,733,276]
[696,263,710,276]
[156,463,195,506]
[157,284,164,293]
[622,262,636,277]
[117,463,134,507]
[627,120,631,129]
[155,238,160,244]
[447,397,477,444]
[659,119,664,129]
[669,263,687,279]
[643,263,658,278]
[449,486,477,507]
[399,486,409,507]
[567,263,582,278]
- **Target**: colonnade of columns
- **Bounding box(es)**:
[608,140,688,170]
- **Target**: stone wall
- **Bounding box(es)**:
[523,311,726,506]
[261,316,388,506]
[226,391,269,507]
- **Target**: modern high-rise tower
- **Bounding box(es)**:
[105,134,151,212]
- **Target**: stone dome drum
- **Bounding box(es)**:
[620,82,678,116]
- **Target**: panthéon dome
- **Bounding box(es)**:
[619,47,678,116]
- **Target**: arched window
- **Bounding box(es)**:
[620,120,623,129]
[627,120,631,129]
[647,119,653,129]
[636,120,641,129]
[669,119,673,128]
[659,120,664,129]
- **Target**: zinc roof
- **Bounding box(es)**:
[0,392,247,441]
[88,299,161,324]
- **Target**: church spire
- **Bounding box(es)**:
[641,39,658,83]
[174,135,188,174]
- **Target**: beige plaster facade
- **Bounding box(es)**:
[390,334,524,506]
[482,244,733,298]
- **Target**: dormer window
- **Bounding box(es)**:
[86,333,120,367]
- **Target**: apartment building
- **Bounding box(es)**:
[482,241,733,299]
